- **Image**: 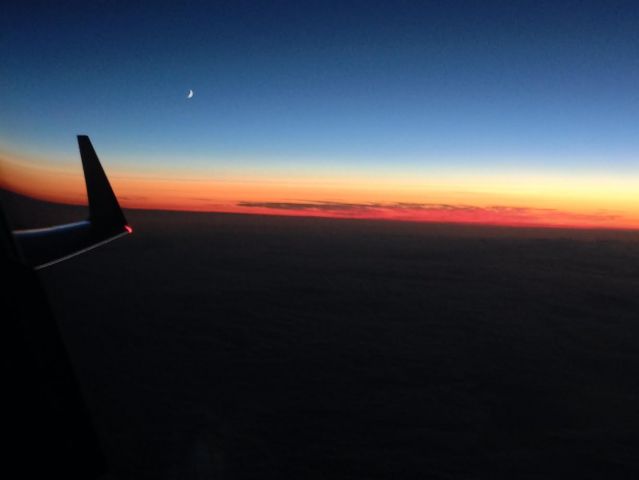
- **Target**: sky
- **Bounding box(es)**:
[1,0,639,228]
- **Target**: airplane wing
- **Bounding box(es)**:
[12,135,132,269]
[1,136,123,477]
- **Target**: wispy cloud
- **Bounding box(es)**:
[238,201,383,212]
[236,200,621,226]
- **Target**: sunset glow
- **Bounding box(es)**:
[3,148,638,230]
[2,2,638,231]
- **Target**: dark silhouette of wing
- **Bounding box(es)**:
[12,135,131,268]
[1,141,110,478]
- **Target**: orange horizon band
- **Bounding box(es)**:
[2,153,638,230]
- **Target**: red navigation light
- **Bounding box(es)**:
[125,225,133,234]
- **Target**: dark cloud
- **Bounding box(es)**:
[236,200,620,224]
[237,201,383,212]
[118,195,148,201]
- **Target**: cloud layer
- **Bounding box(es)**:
[237,200,621,227]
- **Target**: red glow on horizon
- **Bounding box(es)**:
[2,155,638,232]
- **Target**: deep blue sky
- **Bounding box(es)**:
[2,0,639,174]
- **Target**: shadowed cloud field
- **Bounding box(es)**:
[6,192,639,479]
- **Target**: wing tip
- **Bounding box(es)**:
[76,134,129,230]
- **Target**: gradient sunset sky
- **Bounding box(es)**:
[2,1,639,228]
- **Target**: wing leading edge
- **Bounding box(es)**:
[12,135,132,269]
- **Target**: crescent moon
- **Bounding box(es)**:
[187,89,194,99]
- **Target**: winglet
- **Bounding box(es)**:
[11,135,131,269]
[77,135,129,234]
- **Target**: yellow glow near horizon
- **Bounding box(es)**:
[2,150,639,230]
